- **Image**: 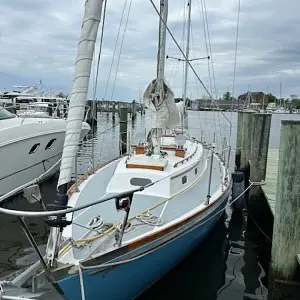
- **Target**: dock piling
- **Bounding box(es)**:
[240,111,254,172]
[249,113,272,199]
[231,171,245,210]
[131,100,137,120]
[235,111,244,169]
[119,107,128,155]
[112,101,116,120]
[270,120,300,282]
[85,100,97,127]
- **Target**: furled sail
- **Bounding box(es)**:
[143,79,180,129]
[143,0,181,130]
[57,0,103,187]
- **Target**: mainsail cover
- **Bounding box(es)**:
[143,79,180,129]
[57,0,103,187]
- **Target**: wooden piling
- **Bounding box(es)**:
[119,107,128,155]
[118,101,121,116]
[240,111,254,171]
[249,113,272,199]
[106,101,109,115]
[270,120,300,281]
[131,100,137,120]
[231,171,245,210]
[235,111,244,169]
[85,100,97,126]
[100,99,104,112]
[112,101,116,120]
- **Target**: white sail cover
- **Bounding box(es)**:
[143,78,180,129]
[58,0,103,187]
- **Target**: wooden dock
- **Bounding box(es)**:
[262,147,300,269]
[236,114,300,294]
[261,148,279,216]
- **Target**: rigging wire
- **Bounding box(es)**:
[166,2,185,92]
[202,0,217,99]
[197,0,212,95]
[165,0,184,55]
[202,0,224,153]
[93,0,108,101]
[149,0,229,120]
[98,0,131,164]
[190,22,204,139]
[110,0,132,101]
[149,0,212,98]
[229,0,242,150]
[181,0,187,97]
[168,8,186,89]
[191,16,208,143]
[87,0,108,170]
[103,0,128,100]
[149,0,232,152]
[231,0,241,107]
[196,0,217,149]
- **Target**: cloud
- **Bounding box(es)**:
[0,0,299,100]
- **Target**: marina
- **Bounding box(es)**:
[0,111,269,300]
[0,0,300,299]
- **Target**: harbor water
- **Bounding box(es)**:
[1,111,300,299]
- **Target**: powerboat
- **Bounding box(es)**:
[0,107,90,197]
[16,101,68,119]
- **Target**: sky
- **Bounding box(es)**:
[0,0,299,101]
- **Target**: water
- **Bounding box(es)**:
[1,111,300,298]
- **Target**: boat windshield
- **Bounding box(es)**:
[0,108,16,120]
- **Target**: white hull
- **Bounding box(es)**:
[0,132,64,196]
[0,116,90,197]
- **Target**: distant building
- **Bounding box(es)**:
[190,98,242,111]
[237,92,269,108]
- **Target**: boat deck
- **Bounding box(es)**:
[4,145,230,300]
[60,146,228,264]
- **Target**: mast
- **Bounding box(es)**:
[280,81,282,107]
[157,0,168,82]
[154,0,168,155]
[143,0,179,137]
[183,0,192,107]
[46,0,105,267]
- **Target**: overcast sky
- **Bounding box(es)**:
[0,0,299,100]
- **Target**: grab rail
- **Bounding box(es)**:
[173,144,198,168]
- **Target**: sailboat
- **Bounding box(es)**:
[0,0,231,299]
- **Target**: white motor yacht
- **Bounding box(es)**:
[0,107,90,197]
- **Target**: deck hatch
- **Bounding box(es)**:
[130,178,152,187]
